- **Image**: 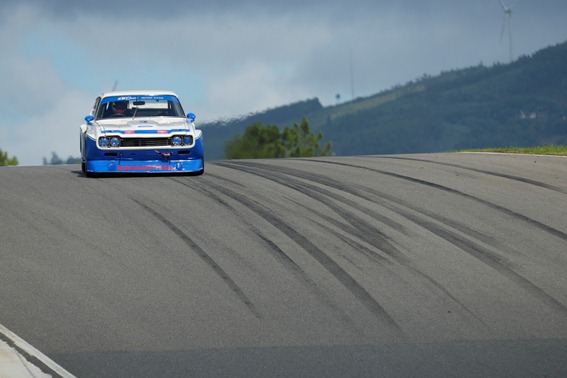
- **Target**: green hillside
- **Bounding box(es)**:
[201,40,567,159]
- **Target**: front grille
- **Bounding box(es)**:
[120,137,171,147]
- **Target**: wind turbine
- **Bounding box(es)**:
[498,0,521,63]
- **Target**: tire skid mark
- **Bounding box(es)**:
[172,175,306,273]
[177,173,404,334]
[285,197,394,266]
[380,156,567,194]
[312,215,488,326]
[308,158,567,243]
[403,210,567,317]
[219,161,486,325]
[130,196,262,319]
[212,162,415,266]
[222,160,515,266]
[215,161,410,254]
[285,159,567,317]
[171,176,366,336]
[216,161,407,268]
[283,180,405,259]
[364,187,526,263]
[246,161,518,262]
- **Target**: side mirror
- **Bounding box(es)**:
[85,115,95,125]
[187,113,196,122]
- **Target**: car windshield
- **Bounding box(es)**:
[96,96,185,120]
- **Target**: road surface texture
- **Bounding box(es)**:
[1,153,567,377]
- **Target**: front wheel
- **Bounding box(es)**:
[82,161,97,177]
[192,159,204,176]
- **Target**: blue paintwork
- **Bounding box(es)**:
[100,129,189,135]
[83,133,204,174]
[100,95,180,105]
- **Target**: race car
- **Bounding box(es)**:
[80,90,204,176]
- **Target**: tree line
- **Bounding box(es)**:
[225,118,333,159]
[0,149,18,166]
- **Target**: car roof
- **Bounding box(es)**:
[100,90,179,99]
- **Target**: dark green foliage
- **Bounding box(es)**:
[225,123,286,159]
[284,118,333,158]
[225,118,333,159]
[202,98,323,160]
[0,148,18,166]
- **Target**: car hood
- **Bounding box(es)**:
[96,117,189,131]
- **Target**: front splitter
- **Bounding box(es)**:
[86,158,204,173]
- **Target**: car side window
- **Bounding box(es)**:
[92,97,101,115]
[95,101,108,120]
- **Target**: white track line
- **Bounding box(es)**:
[0,324,75,378]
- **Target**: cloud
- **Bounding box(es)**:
[206,61,312,119]
[0,5,92,165]
[5,90,93,166]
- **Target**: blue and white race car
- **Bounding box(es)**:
[80,90,204,176]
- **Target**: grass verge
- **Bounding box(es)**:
[459,145,567,156]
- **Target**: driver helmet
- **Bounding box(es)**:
[112,101,128,114]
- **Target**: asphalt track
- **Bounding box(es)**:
[1,153,567,377]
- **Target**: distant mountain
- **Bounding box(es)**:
[201,40,567,160]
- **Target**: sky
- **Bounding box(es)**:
[1,0,566,166]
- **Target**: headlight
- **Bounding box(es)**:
[99,137,109,147]
[172,136,182,146]
[110,137,121,147]
[171,135,193,147]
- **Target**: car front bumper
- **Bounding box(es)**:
[84,135,204,173]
